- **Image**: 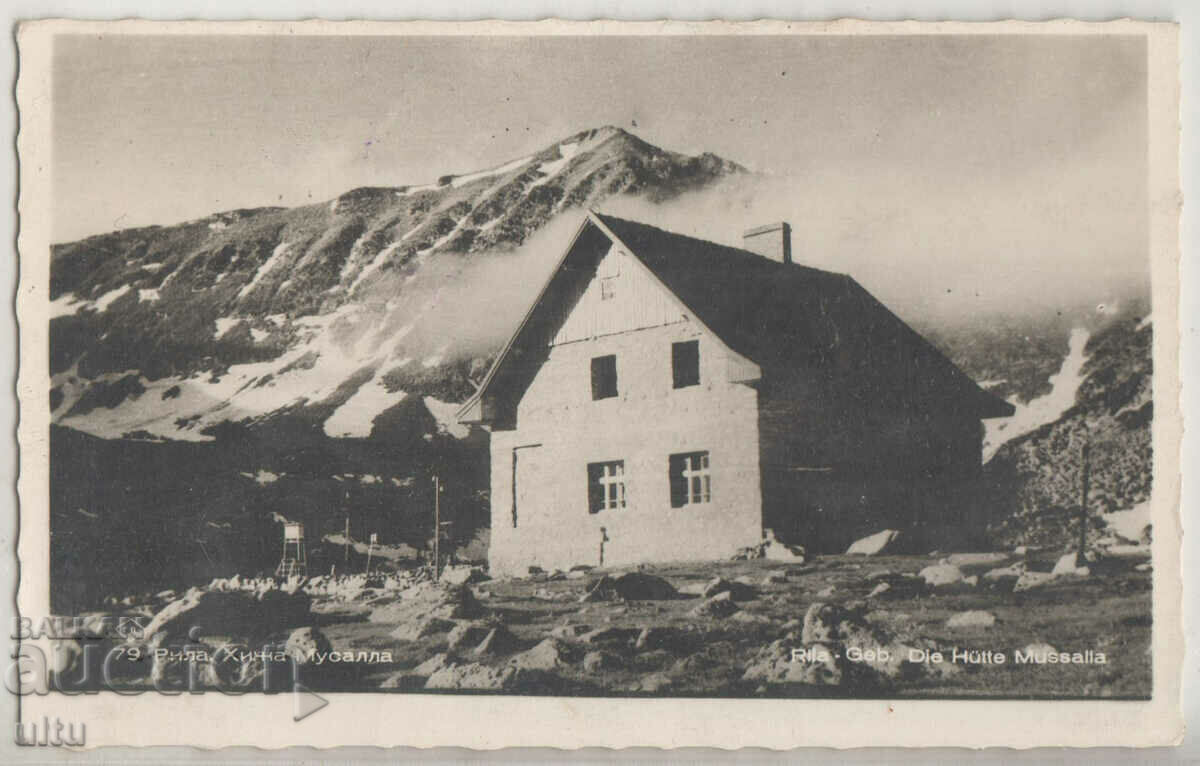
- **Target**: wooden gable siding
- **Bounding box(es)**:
[551,244,687,345]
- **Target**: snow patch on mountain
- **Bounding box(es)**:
[238,241,292,299]
[138,288,161,303]
[348,239,404,296]
[323,376,408,438]
[214,317,239,337]
[94,285,132,312]
[51,293,84,319]
[983,327,1090,460]
[451,154,532,188]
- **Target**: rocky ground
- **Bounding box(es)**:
[60,541,1152,699]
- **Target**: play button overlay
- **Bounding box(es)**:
[293,683,329,722]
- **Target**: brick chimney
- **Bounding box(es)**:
[742,222,792,264]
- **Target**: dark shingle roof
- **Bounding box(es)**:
[594,213,1013,418]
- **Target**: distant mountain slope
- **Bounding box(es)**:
[49,126,743,441]
[982,313,1153,548]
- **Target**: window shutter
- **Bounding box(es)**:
[672,340,700,388]
[669,454,687,508]
[587,463,604,513]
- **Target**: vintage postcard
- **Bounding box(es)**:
[13,19,1182,750]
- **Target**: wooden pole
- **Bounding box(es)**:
[344,515,350,563]
[1078,443,1091,566]
[433,474,441,581]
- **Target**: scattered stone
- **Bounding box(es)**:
[762,529,807,561]
[566,570,588,580]
[846,530,901,556]
[691,591,739,619]
[963,575,979,587]
[981,563,1026,590]
[1135,562,1152,572]
[816,586,836,598]
[1013,545,1028,556]
[446,622,493,652]
[473,626,520,656]
[945,553,1009,567]
[701,577,757,602]
[918,563,965,589]
[946,610,997,629]
[369,583,486,624]
[390,617,456,641]
[742,639,843,686]
[508,639,568,671]
[580,626,640,646]
[425,661,528,691]
[579,572,678,602]
[635,626,682,651]
[1052,553,1090,577]
[1013,571,1057,592]
[143,587,312,645]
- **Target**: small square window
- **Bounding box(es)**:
[600,277,616,301]
[670,451,711,507]
[672,340,700,388]
[591,354,618,400]
[588,460,626,513]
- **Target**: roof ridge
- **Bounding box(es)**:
[592,211,846,279]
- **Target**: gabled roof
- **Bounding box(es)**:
[458,211,1014,424]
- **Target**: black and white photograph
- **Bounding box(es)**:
[13,19,1184,750]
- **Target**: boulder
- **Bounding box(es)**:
[742,639,843,686]
[946,610,997,629]
[1013,571,1057,592]
[369,583,486,624]
[918,563,965,589]
[473,626,520,656]
[579,572,678,602]
[846,530,900,556]
[446,622,494,652]
[143,587,312,645]
[690,591,739,619]
[425,661,532,691]
[1052,553,1090,577]
[508,639,569,671]
[701,577,757,602]
[762,530,807,562]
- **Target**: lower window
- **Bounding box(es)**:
[587,460,626,513]
[670,451,711,507]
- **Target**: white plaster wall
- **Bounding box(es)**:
[488,317,763,576]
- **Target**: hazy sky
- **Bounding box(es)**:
[51,32,1148,318]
